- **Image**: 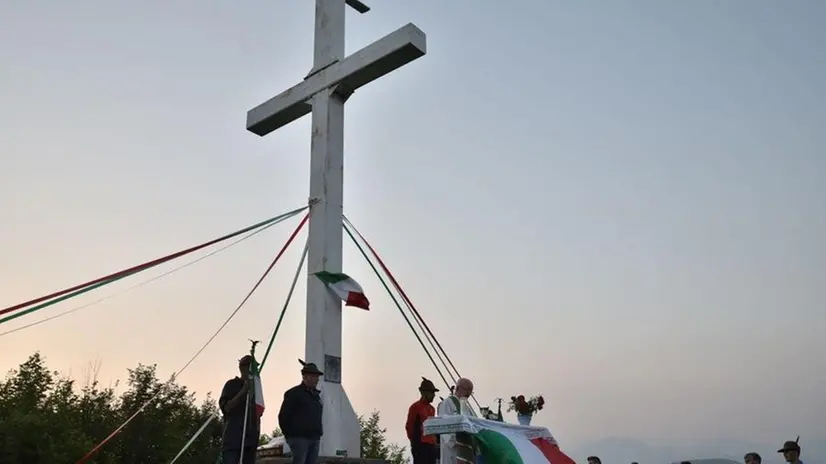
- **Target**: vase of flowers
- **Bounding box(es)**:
[507,394,545,426]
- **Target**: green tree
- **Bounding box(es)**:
[260,427,283,445]
[0,353,222,464]
[0,352,97,463]
[0,353,408,464]
[111,363,222,464]
[359,410,408,464]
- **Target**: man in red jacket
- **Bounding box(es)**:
[406,378,439,464]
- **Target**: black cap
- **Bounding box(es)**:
[419,377,439,392]
[778,438,801,453]
[239,355,254,366]
[298,359,324,375]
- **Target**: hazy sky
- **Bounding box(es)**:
[1,0,824,459]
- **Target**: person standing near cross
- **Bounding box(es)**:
[437,378,476,464]
[245,0,427,458]
[219,355,261,464]
[407,377,440,464]
[279,361,325,464]
[778,438,805,464]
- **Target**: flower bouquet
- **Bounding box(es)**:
[507,394,545,425]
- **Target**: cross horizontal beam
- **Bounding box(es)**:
[246,23,426,136]
[345,0,370,14]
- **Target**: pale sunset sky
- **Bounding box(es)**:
[1,1,824,461]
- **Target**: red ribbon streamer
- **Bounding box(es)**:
[345,218,464,379]
[0,214,295,318]
[74,213,308,464]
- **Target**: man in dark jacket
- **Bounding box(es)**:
[279,360,324,464]
[406,377,439,464]
[219,355,260,464]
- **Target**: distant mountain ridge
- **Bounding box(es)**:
[567,437,825,464]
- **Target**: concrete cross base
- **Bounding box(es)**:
[256,453,387,464]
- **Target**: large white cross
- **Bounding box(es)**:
[246,0,426,458]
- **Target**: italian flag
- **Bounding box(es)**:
[423,416,575,464]
[475,426,575,464]
[314,271,370,310]
[251,358,265,417]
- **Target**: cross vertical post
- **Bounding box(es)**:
[245,0,426,458]
[306,0,354,458]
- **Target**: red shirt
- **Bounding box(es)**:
[406,399,436,445]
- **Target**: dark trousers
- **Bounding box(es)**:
[288,437,320,464]
[411,442,438,464]
[222,446,257,464]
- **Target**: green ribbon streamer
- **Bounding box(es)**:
[260,239,309,370]
[0,208,306,326]
[342,221,451,390]
[0,269,142,326]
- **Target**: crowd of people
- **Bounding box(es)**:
[215,355,809,464]
[216,353,478,464]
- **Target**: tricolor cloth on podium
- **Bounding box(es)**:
[423,415,576,464]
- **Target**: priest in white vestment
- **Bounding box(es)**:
[437,378,476,464]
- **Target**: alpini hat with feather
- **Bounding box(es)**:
[419,377,439,392]
[778,437,801,453]
[298,359,324,375]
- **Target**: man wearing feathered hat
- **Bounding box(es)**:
[778,437,804,464]
[219,354,261,464]
[278,360,324,464]
[406,377,440,464]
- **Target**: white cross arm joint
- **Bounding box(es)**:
[246,23,426,137]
